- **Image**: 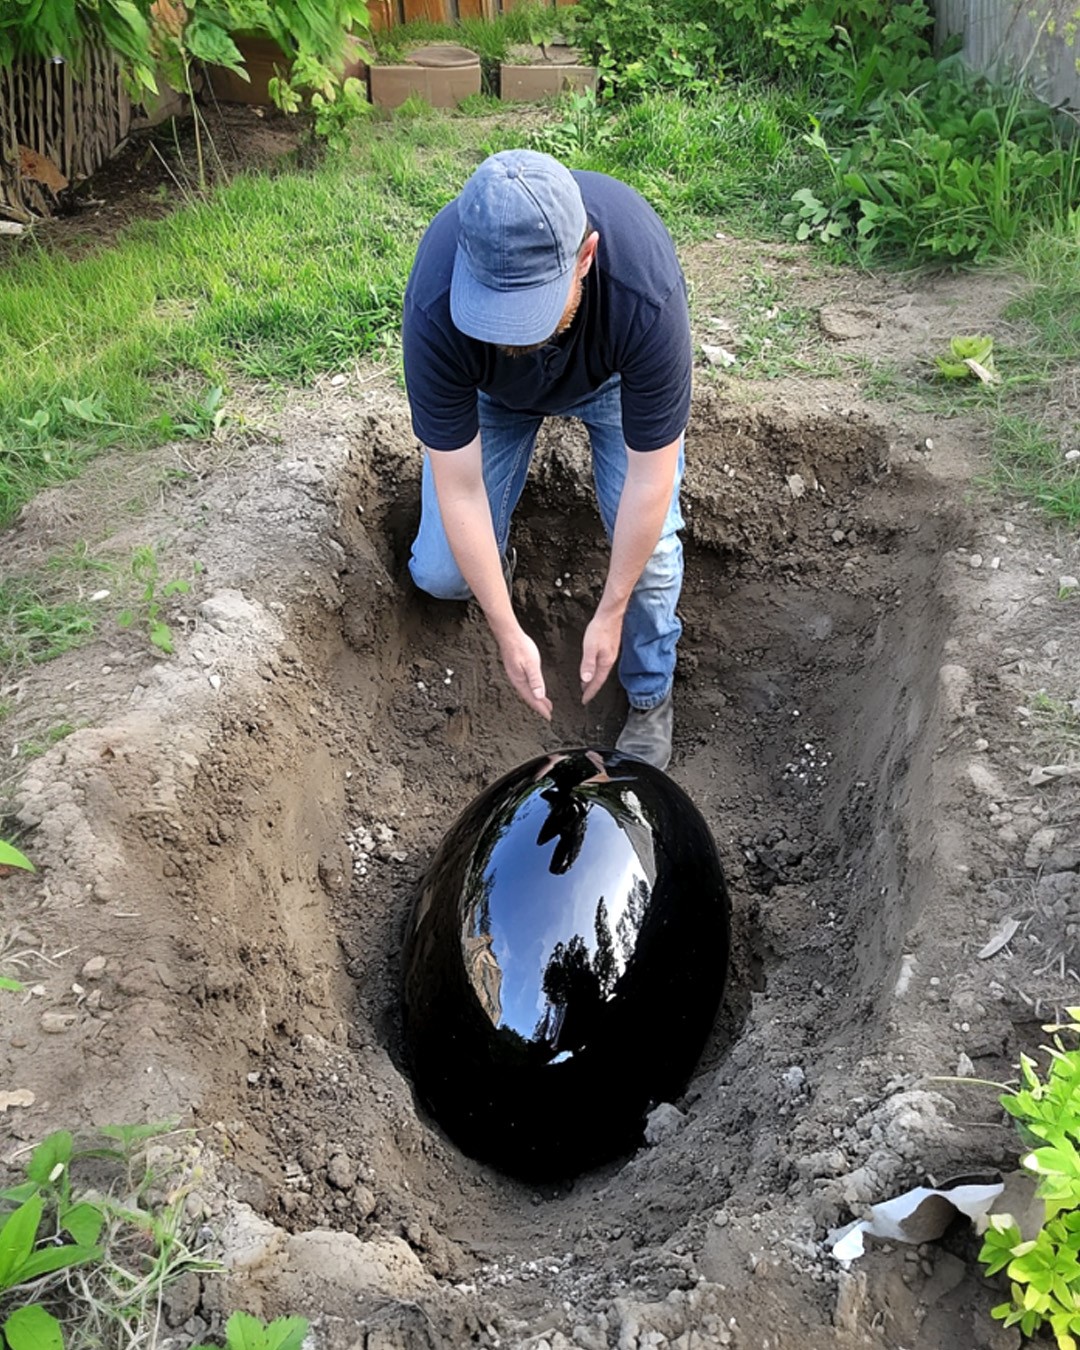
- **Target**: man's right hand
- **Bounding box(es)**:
[497,623,552,721]
[426,437,552,722]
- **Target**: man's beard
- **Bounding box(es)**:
[498,277,583,359]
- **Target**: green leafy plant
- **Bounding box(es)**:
[0,1,372,161]
[193,1311,310,1350]
[978,1008,1080,1348]
[117,547,192,656]
[790,69,1080,262]
[531,88,618,160]
[173,385,228,440]
[566,0,721,97]
[0,1136,105,1350]
[936,334,998,382]
[309,75,371,154]
[0,842,33,872]
[0,1123,222,1349]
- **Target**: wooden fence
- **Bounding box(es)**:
[0,0,574,220]
[1,44,131,223]
[369,0,574,26]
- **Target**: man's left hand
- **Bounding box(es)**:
[580,604,624,704]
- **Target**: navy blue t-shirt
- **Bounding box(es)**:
[402,170,691,453]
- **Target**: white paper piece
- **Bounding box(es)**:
[830,1176,1004,1261]
[978,917,1019,959]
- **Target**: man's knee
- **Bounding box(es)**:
[640,532,683,589]
[409,555,473,602]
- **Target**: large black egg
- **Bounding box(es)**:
[402,748,730,1179]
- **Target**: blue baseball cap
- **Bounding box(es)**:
[451,150,588,346]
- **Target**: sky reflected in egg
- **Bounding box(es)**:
[402,748,731,1180]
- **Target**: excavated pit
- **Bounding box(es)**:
[134,391,960,1340]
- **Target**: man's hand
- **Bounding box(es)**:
[580,437,681,705]
[427,437,551,721]
[498,624,553,720]
[580,603,624,705]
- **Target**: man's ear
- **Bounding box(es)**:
[578,231,600,278]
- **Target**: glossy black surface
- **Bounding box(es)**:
[402,748,731,1179]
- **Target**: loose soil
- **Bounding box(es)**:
[2,228,1079,1350]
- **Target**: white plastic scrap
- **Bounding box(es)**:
[830,1176,1004,1261]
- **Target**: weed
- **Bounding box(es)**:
[193,1311,310,1350]
[991,417,1080,526]
[936,334,999,384]
[20,723,77,760]
[116,547,194,656]
[0,1124,218,1350]
[978,1008,1080,1348]
[790,69,1080,263]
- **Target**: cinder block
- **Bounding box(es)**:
[499,62,597,101]
[369,45,482,109]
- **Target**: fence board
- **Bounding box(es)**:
[0,44,130,221]
[936,0,1080,109]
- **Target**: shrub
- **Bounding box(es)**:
[787,68,1080,262]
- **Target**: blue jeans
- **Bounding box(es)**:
[408,376,684,710]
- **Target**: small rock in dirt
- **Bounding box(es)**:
[831,529,846,544]
[220,1205,286,1272]
[781,1065,806,1095]
[974,738,989,752]
[818,304,876,340]
[1025,826,1062,870]
[644,1102,687,1146]
[81,956,107,980]
[40,1012,77,1033]
[1036,871,1080,911]
[969,553,983,568]
[326,1150,358,1190]
[352,1184,377,1221]
[162,1270,201,1328]
[280,1230,433,1298]
[956,1052,975,1078]
[701,343,737,368]
[834,1268,868,1333]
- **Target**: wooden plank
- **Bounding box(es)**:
[366,0,397,25]
[457,0,496,18]
[401,0,450,20]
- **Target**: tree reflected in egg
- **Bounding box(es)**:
[402,748,731,1179]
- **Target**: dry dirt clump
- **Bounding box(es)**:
[2,277,1079,1350]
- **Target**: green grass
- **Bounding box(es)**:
[370,5,564,65]
[21,722,77,759]
[0,112,527,524]
[531,84,821,241]
[0,88,821,529]
[1005,227,1080,362]
[0,582,95,667]
[991,414,1080,524]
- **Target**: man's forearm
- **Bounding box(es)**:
[426,438,515,636]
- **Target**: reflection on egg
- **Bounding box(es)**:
[402,748,731,1179]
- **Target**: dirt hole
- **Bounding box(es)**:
[173,392,957,1323]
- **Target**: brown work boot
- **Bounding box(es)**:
[616,691,674,771]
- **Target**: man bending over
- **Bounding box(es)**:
[402,149,691,771]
